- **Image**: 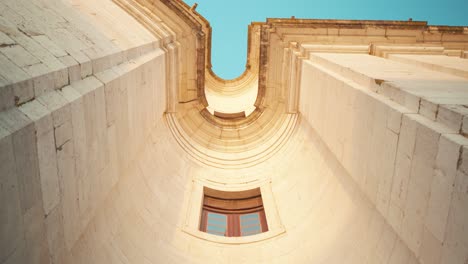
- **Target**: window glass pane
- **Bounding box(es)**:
[240,213,262,236]
[206,212,227,236]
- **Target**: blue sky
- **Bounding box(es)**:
[183,0,468,79]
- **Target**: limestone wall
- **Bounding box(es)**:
[0,0,166,263]
[53,116,419,264]
[300,52,468,263]
[1,1,467,264]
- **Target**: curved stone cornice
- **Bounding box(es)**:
[113,0,468,168]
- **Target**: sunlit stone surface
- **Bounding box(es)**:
[1,0,468,263]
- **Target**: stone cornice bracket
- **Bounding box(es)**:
[160,0,207,106]
[165,40,180,113]
[283,42,307,114]
[194,30,208,106]
[256,24,274,109]
[111,0,182,113]
[112,0,207,110]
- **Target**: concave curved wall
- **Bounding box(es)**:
[1,1,468,264]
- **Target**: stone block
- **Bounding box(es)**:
[0,110,43,215]
[123,46,139,61]
[440,170,468,264]
[386,104,404,134]
[68,50,92,79]
[32,71,55,98]
[23,204,50,264]
[0,81,14,111]
[451,170,468,246]
[44,205,67,264]
[0,52,30,84]
[407,253,420,264]
[419,227,442,264]
[0,108,31,133]
[56,140,80,251]
[37,129,60,216]
[12,35,66,85]
[0,45,40,68]
[59,55,81,83]
[419,98,438,121]
[374,223,397,263]
[52,67,70,90]
[12,123,43,214]
[58,85,81,104]
[388,201,405,235]
[37,90,71,128]
[71,76,103,96]
[19,100,53,137]
[110,50,124,67]
[402,117,440,254]
[64,88,87,182]
[2,241,27,264]
[0,31,15,46]
[437,105,464,132]
[106,124,120,187]
[389,115,417,219]
[462,115,468,136]
[459,145,468,175]
[376,129,398,218]
[32,35,68,58]
[84,47,113,74]
[139,42,155,57]
[7,79,34,106]
[93,82,109,167]
[388,239,411,264]
[0,132,24,262]
[392,87,421,113]
[425,134,465,241]
[54,121,73,150]
[95,69,119,126]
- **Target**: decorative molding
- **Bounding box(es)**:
[371,45,445,58]
[182,180,285,244]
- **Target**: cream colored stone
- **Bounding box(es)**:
[419,98,438,121]
[401,117,440,254]
[19,99,53,137]
[95,69,119,126]
[59,55,81,83]
[37,91,71,128]
[425,134,465,242]
[36,129,61,216]
[0,130,24,262]
[389,54,468,79]
[388,115,418,233]
[69,50,93,79]
[0,52,30,84]
[23,203,50,264]
[0,45,41,68]
[32,35,68,58]
[437,105,464,132]
[44,205,68,264]
[419,227,442,264]
[388,239,412,264]
[56,139,80,251]
[1,1,468,263]
[440,170,468,264]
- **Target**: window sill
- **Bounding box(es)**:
[182,228,286,245]
[182,179,285,245]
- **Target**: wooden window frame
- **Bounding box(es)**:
[200,187,269,237]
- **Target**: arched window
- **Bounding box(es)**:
[200,187,268,237]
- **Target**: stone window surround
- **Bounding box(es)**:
[182,178,285,244]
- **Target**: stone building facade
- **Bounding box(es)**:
[1,0,468,263]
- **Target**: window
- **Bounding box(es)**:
[200,187,268,237]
